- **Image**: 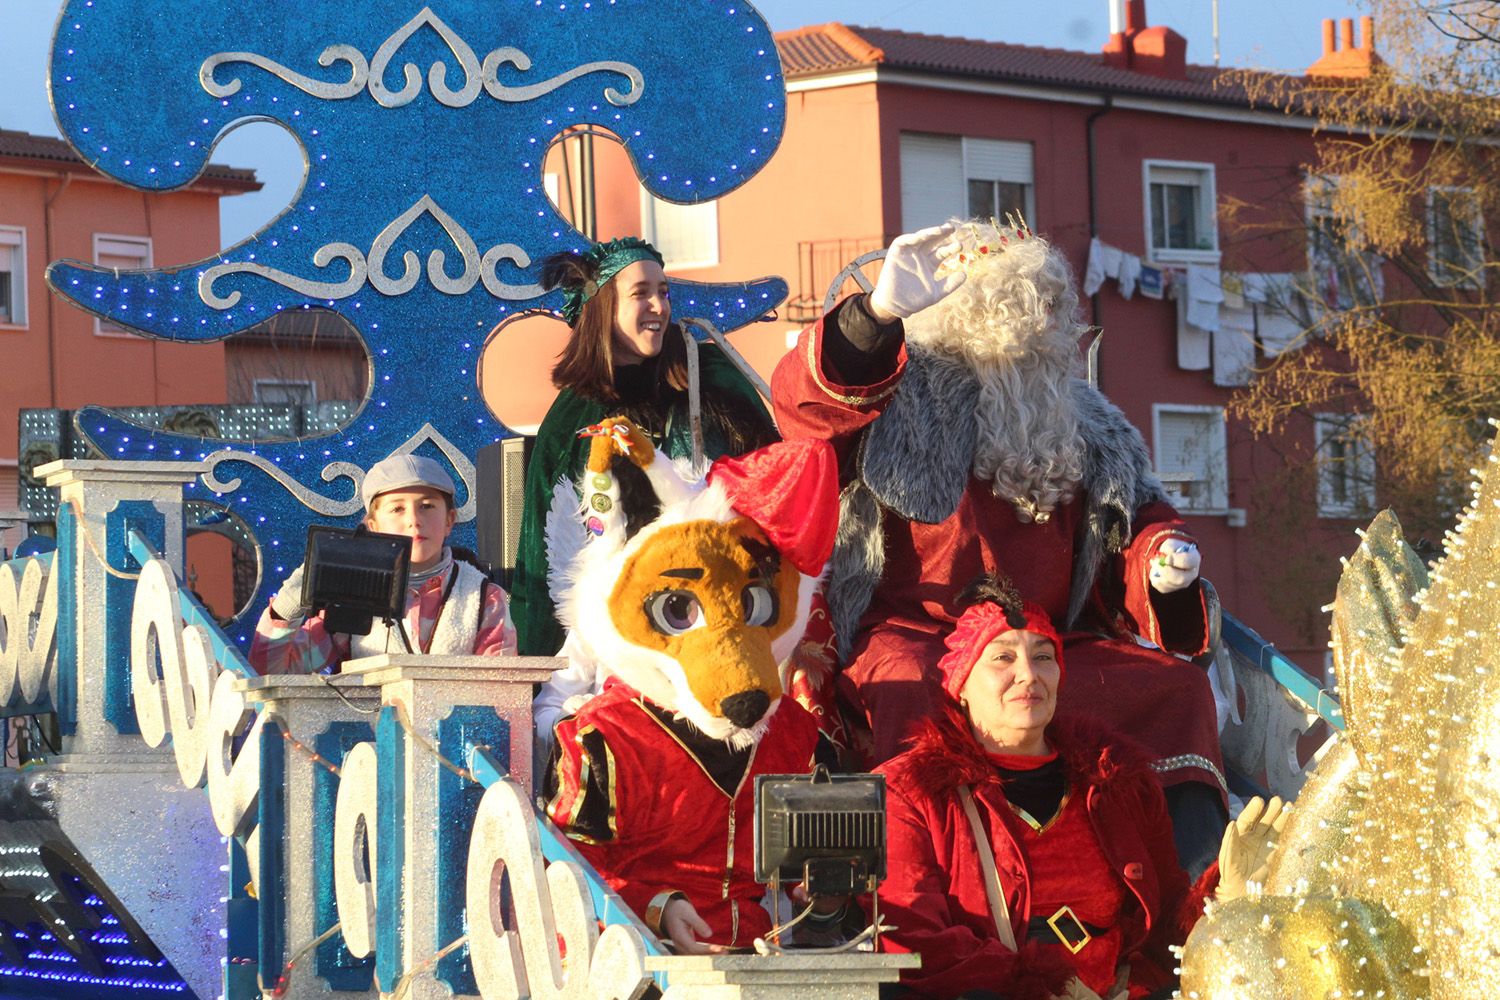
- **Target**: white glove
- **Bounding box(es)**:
[1217,795,1289,901]
[269,564,308,621]
[869,223,967,320]
[1148,538,1201,594]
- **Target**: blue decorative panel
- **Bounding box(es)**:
[54,503,78,737]
[225,839,259,1000]
[103,501,167,735]
[256,720,287,988]
[433,706,509,996]
[375,706,405,994]
[45,0,790,651]
[313,721,375,992]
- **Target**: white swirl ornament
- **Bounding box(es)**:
[0,556,58,707]
[200,44,368,100]
[368,6,483,109]
[198,243,368,310]
[201,452,364,517]
[334,741,379,959]
[367,195,481,296]
[481,48,644,106]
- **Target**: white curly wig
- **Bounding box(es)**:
[903,220,1088,520]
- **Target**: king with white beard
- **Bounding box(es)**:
[772,220,1228,873]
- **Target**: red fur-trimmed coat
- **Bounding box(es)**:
[874,708,1216,1000]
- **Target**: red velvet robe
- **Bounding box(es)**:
[547,685,821,947]
[772,313,1224,797]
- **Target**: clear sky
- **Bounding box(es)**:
[1,0,1360,248]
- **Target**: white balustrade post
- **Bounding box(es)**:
[37,458,208,757]
[240,672,385,998]
[340,653,557,1000]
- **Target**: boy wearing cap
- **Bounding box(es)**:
[249,455,517,674]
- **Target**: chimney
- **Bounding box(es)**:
[1307,15,1383,79]
[1100,0,1188,80]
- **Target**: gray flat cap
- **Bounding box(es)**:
[361,454,457,510]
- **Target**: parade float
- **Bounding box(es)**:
[3,1,1485,999]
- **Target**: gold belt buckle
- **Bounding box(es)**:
[1046,904,1091,954]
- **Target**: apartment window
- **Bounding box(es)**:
[1314,413,1375,518]
[1306,175,1382,310]
[93,234,153,335]
[0,227,26,327]
[1428,186,1484,288]
[253,380,317,406]
[640,194,718,269]
[900,133,1035,232]
[1152,405,1228,512]
[1144,160,1218,262]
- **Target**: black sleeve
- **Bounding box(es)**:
[822,293,905,386]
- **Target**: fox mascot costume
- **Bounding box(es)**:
[543,417,840,952]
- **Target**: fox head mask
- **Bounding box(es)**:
[552,417,838,748]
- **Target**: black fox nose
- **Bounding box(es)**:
[720,689,771,728]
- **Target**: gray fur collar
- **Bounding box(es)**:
[828,351,1165,657]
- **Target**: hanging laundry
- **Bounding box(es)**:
[1117,253,1142,300]
[1214,305,1257,387]
[1184,263,1223,334]
[1138,265,1165,299]
[1083,237,1123,296]
[1175,290,1211,370]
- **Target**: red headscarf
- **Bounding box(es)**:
[937,599,1065,698]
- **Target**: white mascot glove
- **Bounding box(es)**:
[269,564,309,621]
[869,223,968,321]
[1148,538,1200,594]
[1217,795,1289,901]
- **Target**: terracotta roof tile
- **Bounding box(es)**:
[777,23,1288,110]
[0,128,260,189]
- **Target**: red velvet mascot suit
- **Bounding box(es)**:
[543,418,840,952]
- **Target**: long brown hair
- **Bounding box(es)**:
[543,250,689,404]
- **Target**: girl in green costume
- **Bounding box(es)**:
[512,238,777,657]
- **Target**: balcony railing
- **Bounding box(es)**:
[786,237,887,323]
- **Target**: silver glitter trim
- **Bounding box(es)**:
[1151,753,1230,795]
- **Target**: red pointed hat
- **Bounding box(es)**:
[707,438,840,577]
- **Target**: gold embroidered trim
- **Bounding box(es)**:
[804,335,900,408]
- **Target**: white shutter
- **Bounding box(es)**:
[1155,408,1227,510]
[0,227,25,327]
[963,138,1033,184]
[900,133,964,232]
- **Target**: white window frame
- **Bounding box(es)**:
[1142,159,1219,264]
[0,226,28,329]
[1304,173,1385,311]
[639,192,719,270]
[899,132,1037,232]
[92,234,153,337]
[1151,404,1229,513]
[1426,185,1485,289]
[253,379,318,406]
[1313,412,1376,518]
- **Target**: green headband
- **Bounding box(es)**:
[560,237,665,326]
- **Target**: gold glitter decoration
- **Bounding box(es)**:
[1180,895,1428,999]
[1183,440,1500,997]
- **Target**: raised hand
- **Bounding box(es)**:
[869,223,968,321]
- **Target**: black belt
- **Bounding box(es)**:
[1026,906,1108,953]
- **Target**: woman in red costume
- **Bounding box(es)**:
[875,578,1284,1000]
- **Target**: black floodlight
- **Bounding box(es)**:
[302,525,412,639]
[753,767,888,950]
